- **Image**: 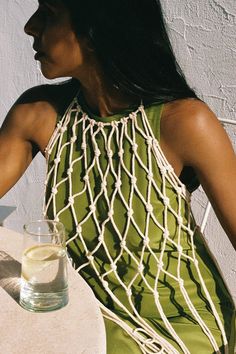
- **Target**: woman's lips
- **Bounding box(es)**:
[34,52,45,60]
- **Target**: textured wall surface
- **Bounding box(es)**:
[160,0,236,302]
[0,0,235,300]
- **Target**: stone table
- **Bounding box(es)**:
[0,227,106,354]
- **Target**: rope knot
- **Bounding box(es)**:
[146,203,153,213]
[115,179,122,188]
[127,288,132,297]
[54,157,61,164]
[138,264,144,273]
[94,149,101,157]
[130,112,137,119]
[147,172,153,181]
[127,208,134,217]
[68,196,74,205]
[111,120,118,127]
[163,197,170,206]
[131,176,137,185]
[89,204,96,212]
[83,175,89,183]
[132,143,138,153]
[81,142,87,150]
[60,126,67,133]
[101,181,107,190]
[121,117,129,124]
[107,149,113,158]
[153,139,159,148]
[108,210,114,218]
[76,224,82,233]
[98,121,104,128]
[120,240,126,248]
[67,167,73,175]
[166,165,174,173]
[118,148,124,157]
[160,167,167,175]
[143,237,150,246]
[176,186,183,195]
[111,263,117,271]
[177,245,183,253]
[163,231,169,238]
[52,187,58,195]
[146,137,153,146]
[98,235,104,242]
[70,136,77,143]
[87,252,94,262]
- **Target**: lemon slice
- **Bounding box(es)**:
[24,244,62,261]
[21,244,64,282]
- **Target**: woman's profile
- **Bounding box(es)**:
[0,0,235,353]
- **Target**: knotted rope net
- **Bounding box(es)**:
[44,97,228,354]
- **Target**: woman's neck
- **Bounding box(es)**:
[81,86,138,118]
[74,61,139,117]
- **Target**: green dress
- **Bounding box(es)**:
[44,95,235,353]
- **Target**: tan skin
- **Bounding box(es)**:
[0,1,236,250]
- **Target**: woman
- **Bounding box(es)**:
[0,0,235,352]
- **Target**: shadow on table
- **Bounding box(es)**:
[0,250,21,303]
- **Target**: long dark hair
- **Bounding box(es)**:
[63,0,198,104]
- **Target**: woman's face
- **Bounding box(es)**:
[24,0,91,79]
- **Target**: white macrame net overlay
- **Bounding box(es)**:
[44,98,228,354]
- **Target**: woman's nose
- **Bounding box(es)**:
[24,12,40,37]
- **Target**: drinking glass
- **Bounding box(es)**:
[20,220,69,312]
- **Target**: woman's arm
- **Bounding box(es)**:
[0,91,57,198]
[161,99,236,250]
[0,81,79,198]
[0,104,37,198]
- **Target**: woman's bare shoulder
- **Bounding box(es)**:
[2,80,79,153]
[159,98,228,175]
[161,98,221,148]
[161,98,232,168]
[162,98,218,127]
[15,79,79,115]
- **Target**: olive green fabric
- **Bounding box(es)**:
[46,96,235,353]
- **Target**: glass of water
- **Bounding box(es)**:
[20,219,69,312]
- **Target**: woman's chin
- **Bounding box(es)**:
[40,68,66,80]
[42,72,60,80]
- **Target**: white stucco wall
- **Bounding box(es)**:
[0,0,235,301]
